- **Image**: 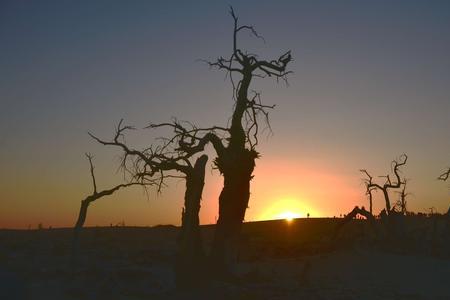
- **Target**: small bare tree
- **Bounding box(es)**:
[394,180,410,215]
[363,183,376,215]
[438,167,450,216]
[360,154,408,216]
[72,153,142,267]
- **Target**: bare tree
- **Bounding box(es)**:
[362,180,376,215]
[72,153,142,267]
[394,180,410,215]
[89,120,209,288]
[88,7,291,277]
[204,6,292,272]
[151,7,292,274]
[360,154,408,216]
[438,167,450,216]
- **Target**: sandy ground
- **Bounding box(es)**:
[0,218,449,299]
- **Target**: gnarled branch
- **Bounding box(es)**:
[360,154,408,215]
[438,167,450,181]
[89,119,191,179]
[149,121,227,158]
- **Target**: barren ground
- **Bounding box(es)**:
[1,218,449,299]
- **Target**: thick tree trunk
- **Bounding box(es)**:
[175,155,208,288]
[75,199,90,230]
[208,71,258,275]
[210,149,256,275]
[71,199,90,268]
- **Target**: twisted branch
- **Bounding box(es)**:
[360,154,408,214]
[438,167,450,181]
[200,6,292,150]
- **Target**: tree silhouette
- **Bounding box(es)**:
[438,167,450,216]
[89,120,209,288]
[363,181,376,215]
[438,167,450,181]
[208,10,291,271]
[87,6,291,278]
[334,205,377,239]
[360,154,408,216]
[152,7,292,274]
[393,180,410,215]
[72,153,142,267]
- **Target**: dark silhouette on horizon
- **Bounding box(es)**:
[438,166,450,216]
[360,154,408,215]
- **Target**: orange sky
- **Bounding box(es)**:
[0,156,356,228]
[3,150,447,229]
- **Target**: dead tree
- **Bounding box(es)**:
[360,154,408,216]
[89,120,209,288]
[151,7,292,274]
[71,153,141,267]
[202,7,291,273]
[438,167,450,217]
[394,180,410,215]
[365,184,376,215]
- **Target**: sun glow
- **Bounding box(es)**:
[276,211,301,222]
[258,197,316,221]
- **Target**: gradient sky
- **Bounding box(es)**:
[1,1,449,229]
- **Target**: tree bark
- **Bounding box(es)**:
[71,199,91,268]
[175,155,208,288]
[210,148,256,275]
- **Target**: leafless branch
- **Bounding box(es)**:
[438,167,450,181]
[198,6,292,151]
[82,153,145,204]
[89,119,191,176]
[148,121,227,157]
[359,154,408,215]
[85,152,97,194]
[360,169,383,191]
[89,119,224,195]
[388,154,408,188]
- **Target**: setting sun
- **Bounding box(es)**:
[276,211,300,222]
[258,197,316,221]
